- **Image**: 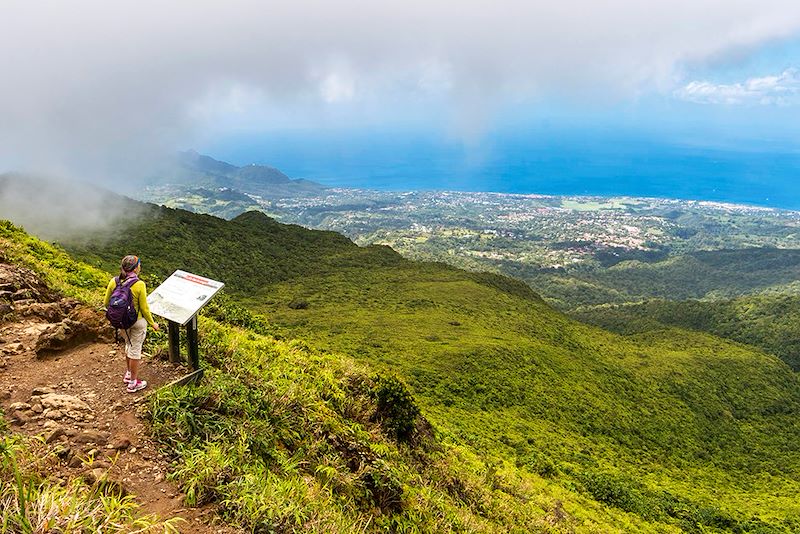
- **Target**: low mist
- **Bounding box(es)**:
[0,174,149,242]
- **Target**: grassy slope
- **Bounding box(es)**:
[2,221,673,532]
[57,206,800,532]
[261,266,800,527]
[572,294,800,371]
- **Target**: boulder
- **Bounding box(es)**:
[68,306,114,342]
[20,302,64,322]
[34,320,83,356]
[35,311,111,356]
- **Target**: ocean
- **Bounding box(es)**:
[208,130,800,210]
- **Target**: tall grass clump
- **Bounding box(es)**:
[0,433,177,533]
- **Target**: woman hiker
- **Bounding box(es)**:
[104,255,160,393]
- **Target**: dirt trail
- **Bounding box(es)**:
[0,263,238,533]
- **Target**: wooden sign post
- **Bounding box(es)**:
[147,270,224,383]
[168,321,181,363]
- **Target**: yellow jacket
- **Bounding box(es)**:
[103,277,156,327]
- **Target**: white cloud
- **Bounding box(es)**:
[319,72,357,103]
[675,68,800,105]
[3,0,800,178]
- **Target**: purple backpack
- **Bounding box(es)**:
[106,275,139,329]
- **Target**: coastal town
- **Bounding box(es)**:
[144,183,800,274]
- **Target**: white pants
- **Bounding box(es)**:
[121,318,147,360]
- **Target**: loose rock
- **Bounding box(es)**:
[45,428,65,444]
[39,393,91,412]
[83,468,108,485]
[110,438,132,450]
[2,342,23,354]
[52,446,71,462]
[11,410,30,425]
[74,430,108,445]
[44,409,64,420]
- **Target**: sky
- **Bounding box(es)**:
[2,1,800,204]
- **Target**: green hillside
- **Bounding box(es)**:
[572,293,800,371]
[2,221,680,533]
[520,248,800,310]
[53,201,800,532]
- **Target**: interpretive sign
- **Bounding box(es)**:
[147,270,224,326]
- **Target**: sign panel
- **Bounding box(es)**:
[147,270,224,325]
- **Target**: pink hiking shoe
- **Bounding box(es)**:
[126,379,147,393]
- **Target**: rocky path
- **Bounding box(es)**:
[0,262,238,533]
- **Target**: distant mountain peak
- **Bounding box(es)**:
[164,150,326,198]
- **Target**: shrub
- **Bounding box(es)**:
[370,375,420,442]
